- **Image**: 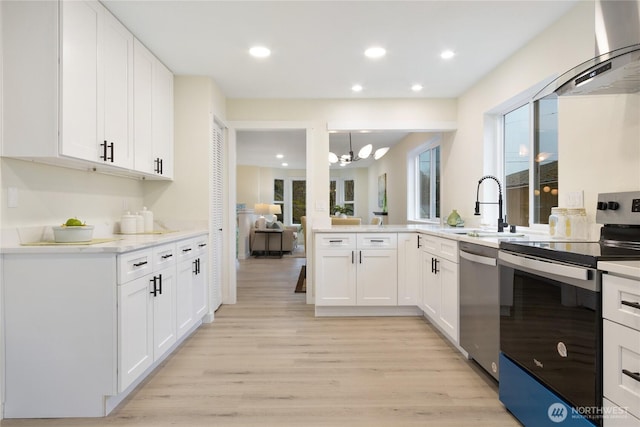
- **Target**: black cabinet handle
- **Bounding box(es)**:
[621,300,640,310]
[182,248,192,253]
[108,142,114,162]
[193,259,198,274]
[161,254,173,259]
[329,240,343,243]
[359,251,362,264]
[133,261,148,267]
[622,369,640,383]
[158,274,162,295]
[351,251,354,264]
[417,235,422,249]
[370,239,384,243]
[198,243,207,248]
[100,141,108,161]
[154,157,163,174]
[197,258,201,274]
[434,258,440,274]
[150,276,158,297]
[431,257,435,273]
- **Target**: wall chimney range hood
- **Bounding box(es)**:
[534,0,640,100]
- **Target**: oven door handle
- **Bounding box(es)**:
[499,251,590,281]
[460,250,497,267]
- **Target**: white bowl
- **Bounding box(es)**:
[52,225,94,243]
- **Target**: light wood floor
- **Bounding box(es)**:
[2,257,521,427]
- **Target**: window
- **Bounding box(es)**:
[502,98,558,227]
[408,137,441,222]
[273,178,306,224]
[330,178,355,216]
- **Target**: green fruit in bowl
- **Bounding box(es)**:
[64,217,85,227]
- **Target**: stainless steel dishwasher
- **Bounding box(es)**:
[459,241,499,380]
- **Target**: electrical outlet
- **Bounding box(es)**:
[565,191,584,208]
[8,187,18,208]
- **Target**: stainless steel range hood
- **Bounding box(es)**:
[534,0,640,100]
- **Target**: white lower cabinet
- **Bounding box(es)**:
[419,234,459,343]
[176,237,209,338]
[315,233,397,306]
[118,247,177,392]
[397,233,420,306]
[603,272,640,426]
[2,233,208,418]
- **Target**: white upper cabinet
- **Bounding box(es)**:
[1,0,171,179]
[134,40,174,179]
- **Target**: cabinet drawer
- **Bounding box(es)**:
[153,243,176,269]
[357,233,397,249]
[118,249,153,284]
[418,234,458,263]
[604,274,640,330]
[192,235,209,255]
[176,238,196,261]
[603,398,640,427]
[315,233,356,250]
[603,320,640,420]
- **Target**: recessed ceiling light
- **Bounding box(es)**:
[249,46,271,58]
[411,84,424,92]
[351,84,363,92]
[276,154,284,159]
[281,162,288,167]
[440,50,455,60]
[364,47,386,59]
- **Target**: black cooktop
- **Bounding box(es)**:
[500,240,640,268]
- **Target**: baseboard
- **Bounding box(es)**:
[314,305,422,317]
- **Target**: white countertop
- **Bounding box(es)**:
[598,260,640,280]
[312,224,539,248]
[0,229,208,255]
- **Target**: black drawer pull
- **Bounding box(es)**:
[329,240,343,243]
[161,254,173,259]
[621,300,640,310]
[622,369,640,383]
[370,239,384,243]
[182,248,192,253]
[133,261,148,267]
[198,243,207,248]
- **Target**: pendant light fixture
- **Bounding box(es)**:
[328,133,389,167]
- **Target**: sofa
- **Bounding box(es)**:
[250,222,299,255]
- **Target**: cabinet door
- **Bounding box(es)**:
[193,255,208,320]
[421,251,439,318]
[152,266,177,359]
[60,0,102,162]
[438,258,459,343]
[102,10,133,169]
[176,257,195,338]
[315,249,357,305]
[133,39,155,174]
[398,233,420,306]
[356,249,398,305]
[118,275,153,392]
[152,59,174,178]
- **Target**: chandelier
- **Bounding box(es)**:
[328,133,390,167]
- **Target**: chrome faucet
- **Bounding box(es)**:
[474,175,508,232]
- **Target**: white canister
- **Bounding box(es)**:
[135,212,144,233]
[141,207,154,233]
[549,207,567,239]
[120,212,137,234]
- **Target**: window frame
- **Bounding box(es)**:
[407,135,442,223]
[485,76,558,232]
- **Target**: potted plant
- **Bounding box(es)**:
[333,205,353,218]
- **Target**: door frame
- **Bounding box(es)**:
[224,121,315,305]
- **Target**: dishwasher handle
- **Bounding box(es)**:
[459,250,497,267]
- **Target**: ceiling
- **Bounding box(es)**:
[102,1,578,169]
[102,0,578,99]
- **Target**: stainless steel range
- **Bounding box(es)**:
[498,191,640,427]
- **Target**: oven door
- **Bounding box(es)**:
[499,250,602,414]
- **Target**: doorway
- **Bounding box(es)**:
[225,122,313,305]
